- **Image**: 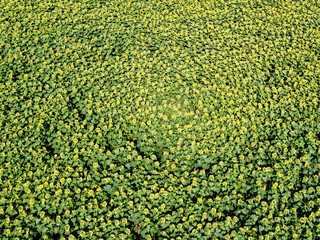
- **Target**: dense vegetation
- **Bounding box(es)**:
[1,0,320,239]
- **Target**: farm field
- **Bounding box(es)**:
[1,0,320,239]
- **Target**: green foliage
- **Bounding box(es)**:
[1,0,320,239]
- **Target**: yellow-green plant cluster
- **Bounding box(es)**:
[1,0,320,239]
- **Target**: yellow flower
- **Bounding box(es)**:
[160,217,166,224]
[64,225,70,232]
[44,217,51,223]
[262,218,268,224]
[93,162,99,168]
[88,190,94,196]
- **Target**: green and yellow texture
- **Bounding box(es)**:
[1,0,320,239]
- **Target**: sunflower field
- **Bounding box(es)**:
[1,0,320,239]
